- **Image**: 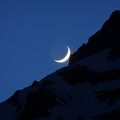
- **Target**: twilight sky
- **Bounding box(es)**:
[0,0,120,102]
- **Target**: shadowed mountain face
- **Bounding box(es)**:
[69,10,120,65]
[0,10,120,120]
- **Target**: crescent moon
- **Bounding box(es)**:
[54,46,71,63]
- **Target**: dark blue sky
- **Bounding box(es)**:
[0,0,120,102]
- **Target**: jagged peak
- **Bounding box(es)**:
[101,10,120,31]
[69,10,120,65]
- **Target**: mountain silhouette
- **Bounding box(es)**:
[69,10,120,65]
[0,10,120,120]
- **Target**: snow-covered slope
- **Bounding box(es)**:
[0,10,120,120]
[76,49,120,72]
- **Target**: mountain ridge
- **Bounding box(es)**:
[69,10,120,65]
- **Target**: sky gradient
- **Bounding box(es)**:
[0,0,120,102]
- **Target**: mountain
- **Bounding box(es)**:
[0,10,120,120]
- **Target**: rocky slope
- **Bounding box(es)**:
[0,10,120,120]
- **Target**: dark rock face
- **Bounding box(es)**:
[7,90,21,113]
[69,10,120,65]
[0,10,120,120]
[59,67,120,85]
[93,108,120,120]
[17,89,62,120]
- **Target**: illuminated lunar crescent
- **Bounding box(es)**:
[54,46,71,63]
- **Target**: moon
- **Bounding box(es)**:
[54,46,71,63]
